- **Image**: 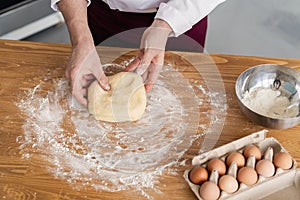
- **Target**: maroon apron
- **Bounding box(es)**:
[87,0,207,52]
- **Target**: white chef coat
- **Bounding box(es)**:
[51,0,225,37]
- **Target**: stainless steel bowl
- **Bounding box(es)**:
[235,64,300,129]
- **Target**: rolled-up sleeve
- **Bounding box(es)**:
[51,0,91,11]
[155,0,226,37]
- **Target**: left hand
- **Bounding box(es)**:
[125,19,172,92]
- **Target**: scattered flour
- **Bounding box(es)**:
[16,59,228,199]
[242,87,299,118]
[17,64,202,199]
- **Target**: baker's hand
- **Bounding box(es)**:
[125,19,172,92]
[66,45,110,106]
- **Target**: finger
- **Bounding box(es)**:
[144,63,160,93]
[141,69,149,81]
[136,50,156,75]
[145,82,154,93]
[125,51,143,72]
[94,68,110,91]
[83,74,95,81]
[81,77,95,88]
[98,73,110,91]
[72,82,88,106]
[82,74,96,88]
[90,65,110,91]
[81,48,110,91]
[69,67,88,104]
[144,53,164,92]
[125,57,140,72]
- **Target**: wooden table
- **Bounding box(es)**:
[0,40,299,199]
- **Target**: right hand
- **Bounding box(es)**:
[125,19,172,93]
[65,44,110,106]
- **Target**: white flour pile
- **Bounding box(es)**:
[242,87,299,118]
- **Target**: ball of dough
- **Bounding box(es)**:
[88,72,147,122]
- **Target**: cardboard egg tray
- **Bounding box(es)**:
[183,130,300,199]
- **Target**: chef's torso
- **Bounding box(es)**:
[102,0,169,13]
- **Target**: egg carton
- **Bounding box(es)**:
[183,130,299,199]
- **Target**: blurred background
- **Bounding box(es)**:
[1,0,299,59]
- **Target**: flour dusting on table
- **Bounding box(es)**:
[17,64,206,199]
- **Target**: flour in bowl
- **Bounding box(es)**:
[242,87,299,118]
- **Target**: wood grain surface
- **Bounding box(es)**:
[0,40,300,200]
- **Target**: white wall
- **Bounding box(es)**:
[205,0,300,59]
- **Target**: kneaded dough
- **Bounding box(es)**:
[88,72,147,122]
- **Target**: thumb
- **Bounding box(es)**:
[98,73,110,91]
[86,49,110,91]
[95,68,110,91]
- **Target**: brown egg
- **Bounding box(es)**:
[243,145,262,160]
[273,152,293,170]
[256,159,275,177]
[226,152,245,167]
[207,158,226,175]
[219,175,239,194]
[199,181,220,200]
[188,166,208,185]
[237,166,258,186]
